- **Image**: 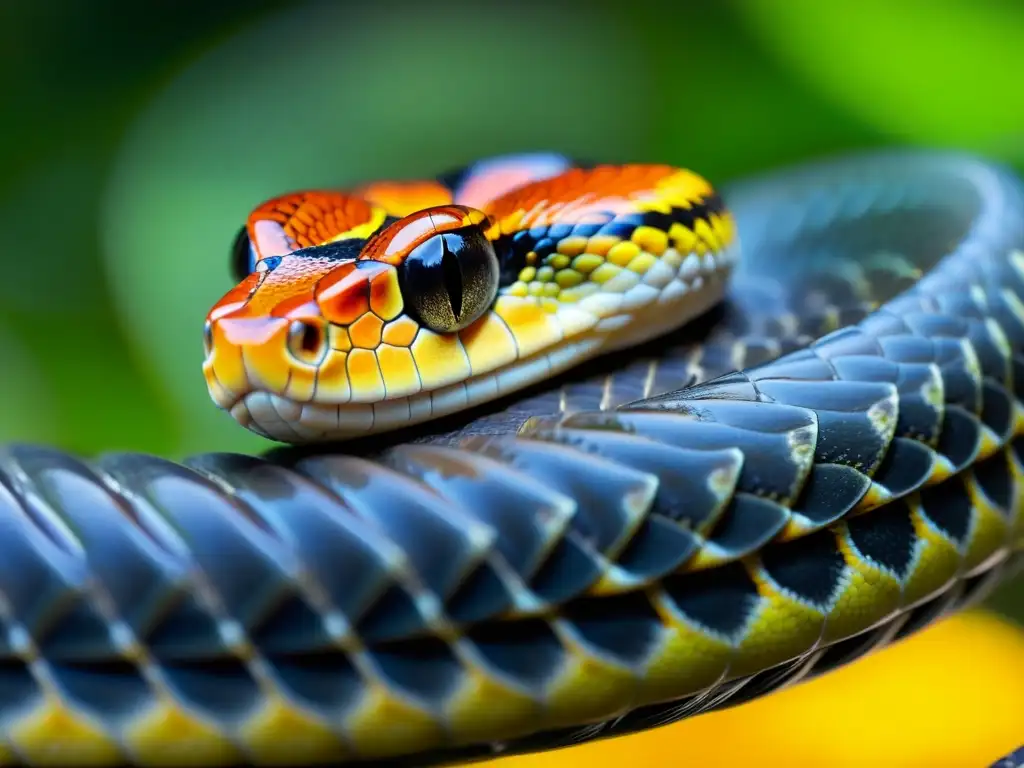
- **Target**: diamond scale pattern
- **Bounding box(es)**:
[0,152,1017,766]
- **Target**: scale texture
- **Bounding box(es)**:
[0,152,1021,766]
[993,746,1024,767]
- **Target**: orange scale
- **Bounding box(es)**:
[377,344,422,398]
[344,195,373,222]
[270,291,323,322]
[382,316,420,347]
[356,180,454,217]
[492,296,562,358]
[315,262,381,325]
[311,222,333,245]
[251,220,296,260]
[482,165,695,233]
[244,256,340,317]
[203,339,247,399]
[329,326,352,352]
[215,316,288,348]
[459,168,552,209]
[409,329,471,389]
[315,349,351,403]
[247,191,377,253]
[361,205,488,266]
[369,268,404,321]
[208,273,262,321]
[350,313,384,349]
[295,206,318,226]
[240,327,291,393]
[459,312,519,374]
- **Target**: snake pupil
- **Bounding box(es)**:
[398,218,500,334]
[441,238,464,321]
[299,324,321,355]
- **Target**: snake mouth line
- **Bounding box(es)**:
[227,262,733,444]
[229,335,606,443]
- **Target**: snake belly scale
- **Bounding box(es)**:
[0,151,1018,766]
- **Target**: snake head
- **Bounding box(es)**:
[204,162,739,443]
[203,200,505,441]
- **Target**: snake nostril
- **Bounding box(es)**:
[203,320,214,357]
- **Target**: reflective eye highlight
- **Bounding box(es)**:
[256,256,282,273]
[286,320,327,365]
[398,226,500,333]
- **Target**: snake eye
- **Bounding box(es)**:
[399,226,500,333]
[203,319,213,357]
[286,320,327,365]
[231,226,257,280]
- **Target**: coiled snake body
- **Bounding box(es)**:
[0,151,1021,766]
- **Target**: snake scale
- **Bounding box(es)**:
[0,151,1021,766]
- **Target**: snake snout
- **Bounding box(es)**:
[202,313,298,410]
[203,301,410,442]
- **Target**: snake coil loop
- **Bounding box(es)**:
[0,151,1020,766]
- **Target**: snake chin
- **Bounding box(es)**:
[226,334,608,444]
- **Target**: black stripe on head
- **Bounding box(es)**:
[287,215,402,263]
[639,193,727,234]
[290,238,368,262]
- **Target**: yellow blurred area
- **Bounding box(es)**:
[483,611,1024,768]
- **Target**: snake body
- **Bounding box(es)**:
[0,151,1021,766]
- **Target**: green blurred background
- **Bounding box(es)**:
[1,0,1020,620]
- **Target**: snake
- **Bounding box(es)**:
[0,150,1021,767]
